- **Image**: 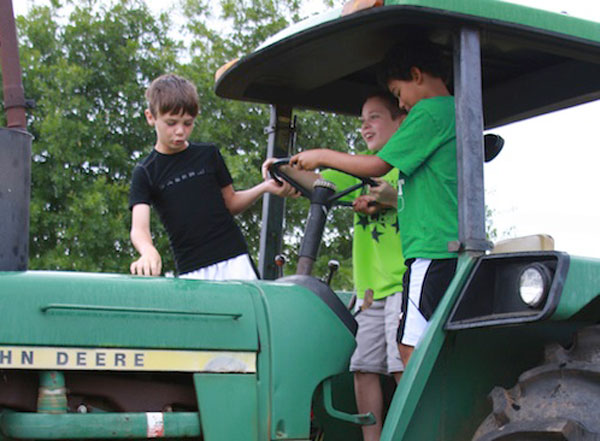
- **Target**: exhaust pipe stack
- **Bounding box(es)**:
[0,0,32,270]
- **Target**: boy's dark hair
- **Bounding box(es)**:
[146,74,199,118]
[378,39,449,86]
[365,91,407,120]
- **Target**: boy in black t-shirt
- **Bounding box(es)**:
[129,74,295,279]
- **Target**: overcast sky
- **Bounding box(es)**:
[475,1,600,257]
[11,0,600,257]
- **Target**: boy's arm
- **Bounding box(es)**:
[289,149,392,177]
[221,179,298,216]
[130,204,162,276]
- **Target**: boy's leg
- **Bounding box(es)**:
[354,372,383,441]
[350,299,387,441]
[397,258,456,365]
[384,292,404,381]
[398,344,415,366]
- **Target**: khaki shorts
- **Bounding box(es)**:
[350,292,404,375]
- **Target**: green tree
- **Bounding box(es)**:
[17,0,180,271]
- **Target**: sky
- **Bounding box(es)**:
[11,0,600,258]
[470,1,600,257]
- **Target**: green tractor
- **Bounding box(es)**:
[1,0,599,440]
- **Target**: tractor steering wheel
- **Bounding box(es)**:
[268,158,378,207]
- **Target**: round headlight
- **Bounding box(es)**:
[519,264,551,308]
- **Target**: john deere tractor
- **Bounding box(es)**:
[1,0,599,440]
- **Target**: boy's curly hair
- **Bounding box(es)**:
[146,74,199,118]
[378,39,450,86]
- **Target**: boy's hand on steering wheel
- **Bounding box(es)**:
[261,158,301,198]
[353,195,381,215]
[265,178,301,198]
[261,157,277,180]
[289,149,326,171]
[367,178,397,208]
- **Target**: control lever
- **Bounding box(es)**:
[324,259,340,286]
[322,378,375,425]
[274,254,286,278]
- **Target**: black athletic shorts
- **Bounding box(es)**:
[397,258,457,346]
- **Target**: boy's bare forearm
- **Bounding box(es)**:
[130,227,157,256]
[338,153,391,177]
[224,184,266,215]
[290,149,391,177]
[223,180,298,215]
[130,205,155,254]
[129,225,162,276]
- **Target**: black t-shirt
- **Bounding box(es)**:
[129,142,249,274]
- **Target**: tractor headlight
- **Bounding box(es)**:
[445,252,569,330]
[519,263,551,308]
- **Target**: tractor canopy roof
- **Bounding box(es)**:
[215,0,600,129]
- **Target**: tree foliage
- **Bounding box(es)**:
[17,0,179,271]
[10,0,359,289]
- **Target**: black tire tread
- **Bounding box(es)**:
[472,325,600,441]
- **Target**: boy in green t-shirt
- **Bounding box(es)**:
[289,39,458,367]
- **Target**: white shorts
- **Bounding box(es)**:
[350,292,404,375]
[179,254,258,281]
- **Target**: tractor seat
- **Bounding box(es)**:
[490,234,555,254]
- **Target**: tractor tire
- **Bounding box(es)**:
[472,325,600,441]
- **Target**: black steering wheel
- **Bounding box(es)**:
[268,158,379,207]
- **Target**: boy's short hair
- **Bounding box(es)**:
[146,74,199,118]
[378,39,449,85]
[365,91,408,120]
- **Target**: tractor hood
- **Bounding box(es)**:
[215,0,600,129]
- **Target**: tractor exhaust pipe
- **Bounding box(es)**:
[0,0,32,270]
[0,0,26,130]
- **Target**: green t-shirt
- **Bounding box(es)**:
[377,96,458,260]
[321,167,406,300]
